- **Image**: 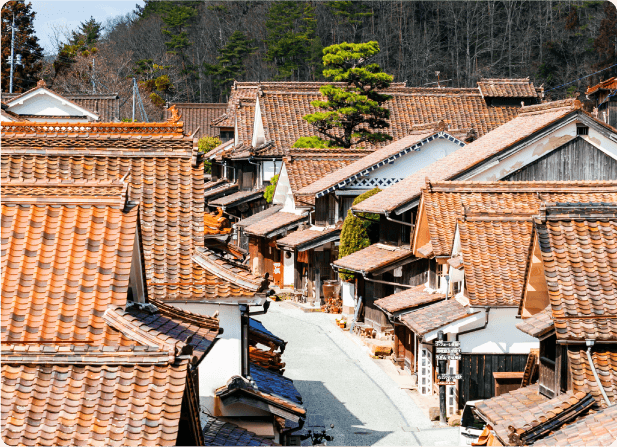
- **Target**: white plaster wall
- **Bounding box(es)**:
[342,281,355,309]
[251,96,265,147]
[460,307,539,354]
[173,302,242,415]
[347,138,463,189]
[273,164,291,208]
[9,93,95,118]
[283,250,294,288]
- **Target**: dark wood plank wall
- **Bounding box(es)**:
[503,137,617,181]
[458,353,528,407]
[315,196,328,226]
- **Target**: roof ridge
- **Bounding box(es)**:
[1,120,185,135]
[518,98,580,114]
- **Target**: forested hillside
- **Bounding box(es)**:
[5,1,616,121]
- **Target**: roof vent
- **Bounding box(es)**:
[576,124,589,136]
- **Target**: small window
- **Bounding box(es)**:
[219,129,234,142]
[576,124,589,136]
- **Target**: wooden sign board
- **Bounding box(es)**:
[438,373,463,381]
[436,381,455,386]
[435,341,461,348]
[436,354,462,361]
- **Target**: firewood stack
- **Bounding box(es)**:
[249,346,285,373]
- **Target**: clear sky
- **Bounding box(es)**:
[28,0,143,54]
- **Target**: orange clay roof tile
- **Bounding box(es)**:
[534,203,617,342]
[1,124,206,302]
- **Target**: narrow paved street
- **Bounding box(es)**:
[256,301,459,446]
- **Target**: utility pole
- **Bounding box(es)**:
[132,77,136,122]
[437,330,447,425]
[92,58,96,94]
[9,14,16,93]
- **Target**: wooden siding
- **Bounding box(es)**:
[458,353,528,408]
[503,137,617,181]
[315,196,328,226]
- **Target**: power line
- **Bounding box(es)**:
[545,63,617,92]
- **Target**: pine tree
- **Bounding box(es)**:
[265,1,322,80]
[302,41,393,149]
[205,31,257,100]
[1,1,44,93]
[70,17,102,49]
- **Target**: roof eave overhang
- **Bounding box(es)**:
[422,310,484,341]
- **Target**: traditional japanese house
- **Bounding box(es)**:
[472,203,617,445]
[272,148,368,297]
[2,79,120,122]
[585,77,617,128]
[301,130,467,315]
[350,98,617,337]
[415,182,617,404]
[205,78,538,218]
[0,179,222,446]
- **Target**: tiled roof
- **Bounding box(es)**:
[203,416,277,446]
[333,244,413,275]
[586,77,617,95]
[1,359,191,446]
[250,318,285,350]
[216,99,256,160]
[204,182,239,200]
[236,205,283,228]
[255,83,520,158]
[104,301,220,363]
[276,226,341,250]
[352,99,582,214]
[3,92,120,122]
[285,149,366,202]
[400,299,476,336]
[243,211,307,238]
[475,385,594,445]
[374,285,445,313]
[1,188,138,344]
[534,404,617,446]
[1,121,206,301]
[417,180,617,257]
[216,365,305,418]
[478,78,540,98]
[298,132,457,197]
[458,215,534,307]
[192,246,269,298]
[534,204,617,341]
[216,80,523,161]
[568,345,617,408]
[1,179,129,204]
[210,188,265,208]
[516,306,555,338]
[165,103,227,138]
[250,363,303,407]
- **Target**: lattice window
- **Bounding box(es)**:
[347,177,404,189]
[419,345,432,396]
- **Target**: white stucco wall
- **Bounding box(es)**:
[283,250,294,288]
[251,96,265,147]
[9,91,97,120]
[460,307,539,354]
[346,137,463,190]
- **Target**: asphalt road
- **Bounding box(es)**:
[256,301,459,446]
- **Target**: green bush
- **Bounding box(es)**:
[264,174,279,203]
[338,188,381,281]
[197,136,222,174]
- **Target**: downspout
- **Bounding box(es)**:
[456,308,490,339]
[308,209,315,226]
[385,211,415,228]
[586,339,613,406]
